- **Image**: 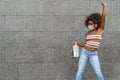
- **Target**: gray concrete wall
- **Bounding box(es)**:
[0,0,119,80]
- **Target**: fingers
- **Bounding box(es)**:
[72,41,78,45]
[101,0,106,6]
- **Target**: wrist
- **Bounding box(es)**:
[83,44,85,47]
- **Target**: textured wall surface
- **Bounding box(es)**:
[0,0,120,80]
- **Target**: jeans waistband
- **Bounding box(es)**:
[81,47,98,53]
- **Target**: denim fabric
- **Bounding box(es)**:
[76,47,104,80]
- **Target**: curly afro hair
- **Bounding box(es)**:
[85,13,102,29]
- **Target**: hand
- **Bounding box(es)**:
[101,0,106,6]
[73,42,77,45]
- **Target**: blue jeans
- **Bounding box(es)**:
[76,47,104,80]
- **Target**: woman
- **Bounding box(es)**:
[75,0,106,80]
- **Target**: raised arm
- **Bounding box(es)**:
[99,0,106,30]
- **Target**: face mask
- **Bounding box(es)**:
[88,25,94,30]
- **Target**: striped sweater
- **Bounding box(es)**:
[85,35,102,48]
